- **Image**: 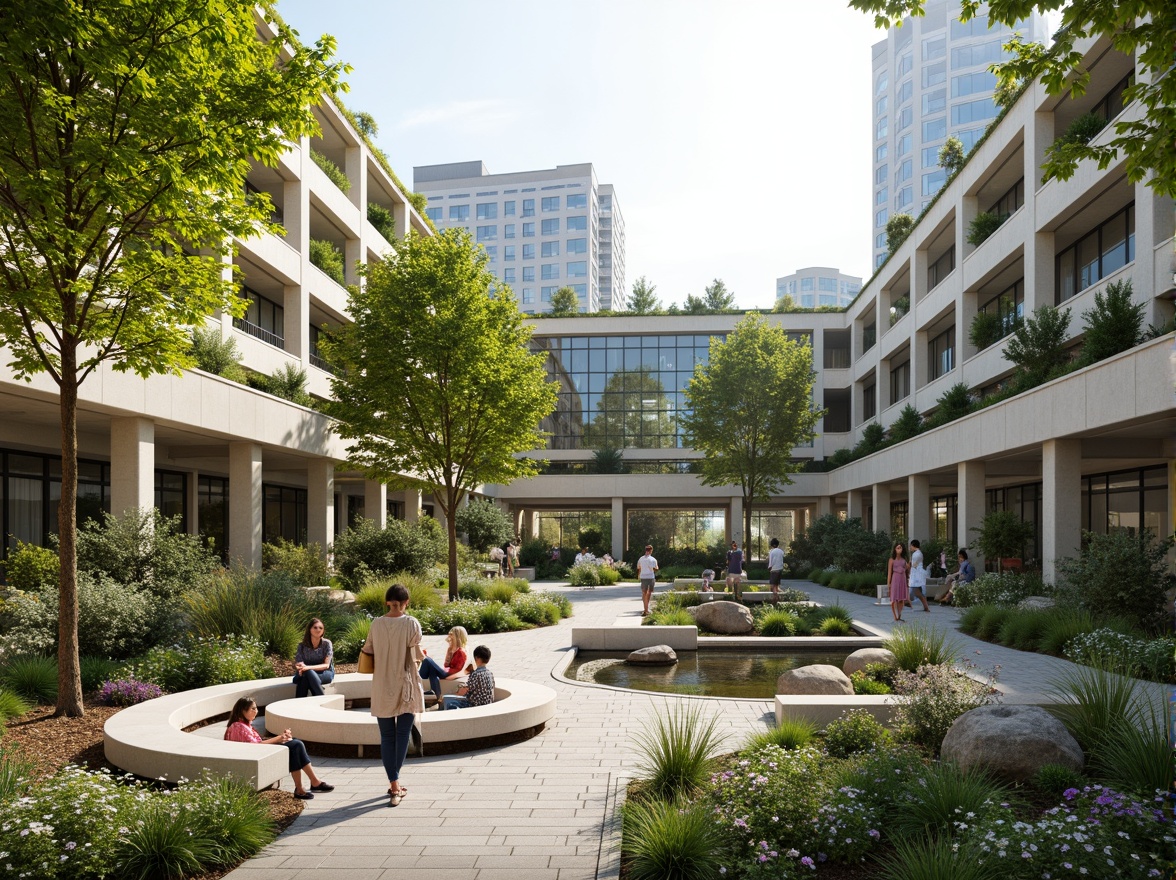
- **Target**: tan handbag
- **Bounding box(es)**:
[358,650,374,674]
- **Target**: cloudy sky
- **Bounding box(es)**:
[277,1,888,309]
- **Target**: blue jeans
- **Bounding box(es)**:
[293,667,334,698]
[377,713,415,784]
[418,656,449,699]
[441,695,469,710]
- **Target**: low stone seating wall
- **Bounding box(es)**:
[775,694,899,728]
[264,674,555,756]
[104,673,556,790]
[572,625,699,651]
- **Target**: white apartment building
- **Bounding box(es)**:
[492,31,1174,585]
[870,3,1049,268]
[414,161,625,314]
[776,267,863,309]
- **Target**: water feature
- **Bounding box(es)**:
[565,648,853,698]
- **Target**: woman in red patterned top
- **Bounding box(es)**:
[224,696,334,799]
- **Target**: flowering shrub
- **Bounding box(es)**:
[566,561,620,587]
[98,677,163,707]
[132,634,270,692]
[966,785,1174,879]
[824,709,889,758]
[891,663,997,754]
[1063,629,1176,682]
[953,572,1049,608]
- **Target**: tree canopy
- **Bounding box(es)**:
[628,276,661,314]
[0,0,343,715]
[851,1,1176,197]
[680,315,822,553]
[324,229,557,599]
[550,285,580,316]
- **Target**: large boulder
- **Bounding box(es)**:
[776,664,854,696]
[689,600,754,634]
[941,705,1083,782]
[627,645,678,665]
[843,648,897,677]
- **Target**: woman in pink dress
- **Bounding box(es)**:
[887,542,909,623]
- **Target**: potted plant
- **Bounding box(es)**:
[970,510,1035,573]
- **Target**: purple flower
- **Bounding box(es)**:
[1063,788,1080,800]
[800,856,814,868]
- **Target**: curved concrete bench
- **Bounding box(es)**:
[104,673,557,790]
[264,673,557,756]
[103,676,299,790]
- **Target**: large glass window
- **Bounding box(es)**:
[425,207,442,223]
[476,203,497,220]
[522,222,535,237]
[567,193,588,209]
[523,266,535,282]
[952,70,997,98]
[950,13,990,38]
[541,241,560,258]
[541,218,560,235]
[522,244,536,260]
[197,475,227,562]
[503,200,516,216]
[923,117,947,141]
[897,80,913,104]
[155,470,187,530]
[922,89,947,114]
[566,215,588,231]
[503,267,516,284]
[951,40,1002,69]
[862,382,876,420]
[890,360,910,403]
[567,261,588,278]
[535,510,611,551]
[929,326,955,380]
[952,97,997,126]
[541,263,559,280]
[522,199,535,217]
[922,36,945,61]
[504,245,515,261]
[234,288,284,348]
[448,204,469,222]
[263,485,307,545]
[1056,204,1135,302]
[979,279,1025,340]
[928,246,955,288]
[627,509,725,554]
[1082,466,1167,539]
[541,196,560,212]
[922,62,946,87]
[897,134,912,157]
[476,225,496,242]
[922,169,946,196]
[567,238,588,254]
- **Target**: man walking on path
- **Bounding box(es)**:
[767,537,785,603]
[726,540,744,602]
[636,544,659,617]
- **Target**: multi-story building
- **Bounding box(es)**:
[0,9,430,571]
[870,3,1049,268]
[776,267,863,310]
[414,161,626,314]
[493,31,1174,584]
[0,18,1170,594]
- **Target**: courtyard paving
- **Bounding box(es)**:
[224,580,1159,880]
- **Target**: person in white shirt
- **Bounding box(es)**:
[635,545,659,617]
[908,539,930,612]
[767,537,786,603]
[574,547,594,566]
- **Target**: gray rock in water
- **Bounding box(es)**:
[843,647,897,677]
[627,645,678,665]
[941,704,1083,782]
[776,664,854,695]
[688,600,754,634]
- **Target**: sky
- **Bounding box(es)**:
[277,1,888,310]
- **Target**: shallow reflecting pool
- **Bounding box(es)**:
[565,649,853,698]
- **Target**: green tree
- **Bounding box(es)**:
[1077,279,1143,367]
[886,213,914,254]
[455,499,514,555]
[550,285,580,316]
[680,315,822,552]
[1003,304,1071,385]
[938,135,966,177]
[323,230,557,599]
[582,368,676,449]
[888,404,923,443]
[773,294,798,313]
[970,509,1035,572]
[628,276,661,314]
[0,1,342,716]
[703,278,736,311]
[352,111,379,138]
[682,293,708,314]
[851,1,1176,198]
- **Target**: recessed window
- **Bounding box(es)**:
[566,215,588,231]
[503,200,516,216]
[541,263,559,280]
[522,244,535,259]
[567,261,587,278]
[896,80,913,104]
[476,203,497,220]
[476,225,496,242]
[426,207,442,223]
[922,62,946,88]
[929,326,955,380]
[503,268,516,283]
[567,238,588,254]
[541,196,560,212]
[567,193,587,209]
[952,70,997,98]
[504,245,515,260]
[875,143,888,162]
[541,241,560,257]
[897,134,912,157]
[523,266,535,282]
[541,218,560,235]
[522,288,534,304]
[928,246,956,288]
[923,117,946,141]
[522,222,535,237]
[448,204,469,222]
[922,89,946,114]
[522,199,535,217]
[951,40,1001,70]
[1056,204,1135,302]
[504,223,515,239]
[952,97,998,126]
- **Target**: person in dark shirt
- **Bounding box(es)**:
[441,645,495,710]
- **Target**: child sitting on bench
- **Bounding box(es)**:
[441,645,495,710]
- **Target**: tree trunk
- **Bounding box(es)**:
[446,487,460,602]
[56,360,84,717]
[744,498,753,563]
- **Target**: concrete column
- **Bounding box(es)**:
[1042,439,1082,583]
[817,496,832,519]
[847,490,864,522]
[345,144,364,212]
[344,238,363,288]
[398,489,422,524]
[611,496,625,560]
[229,442,263,568]
[306,459,334,553]
[729,496,744,545]
[364,480,387,529]
[185,471,200,535]
[872,483,891,533]
[958,459,986,571]
[283,281,307,361]
[908,474,930,544]
[522,509,535,540]
[110,417,155,517]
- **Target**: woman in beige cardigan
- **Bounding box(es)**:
[360,583,424,806]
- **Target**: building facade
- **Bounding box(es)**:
[870,3,1049,268]
[414,161,626,314]
[776,267,863,309]
[493,31,1175,584]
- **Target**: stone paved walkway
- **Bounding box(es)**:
[224,580,1162,880]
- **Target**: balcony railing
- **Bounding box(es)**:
[233,318,284,349]
[309,353,336,374]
